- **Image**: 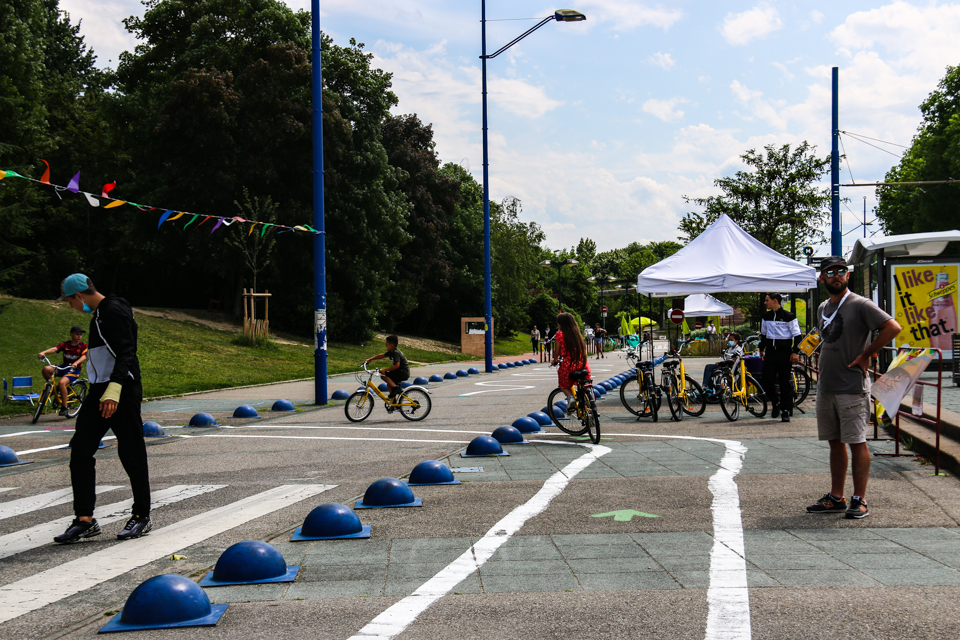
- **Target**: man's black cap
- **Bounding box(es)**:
[70,325,85,334]
[819,256,847,273]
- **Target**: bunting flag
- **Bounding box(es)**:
[0,162,320,237]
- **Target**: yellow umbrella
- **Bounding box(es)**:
[629,317,657,331]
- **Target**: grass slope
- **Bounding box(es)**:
[0,297,479,417]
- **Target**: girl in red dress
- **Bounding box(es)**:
[551,312,591,412]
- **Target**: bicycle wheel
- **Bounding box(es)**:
[584,392,601,444]
[792,366,811,406]
[397,388,431,421]
[65,380,87,418]
[718,372,739,421]
[549,387,587,435]
[663,373,682,422]
[344,391,374,422]
[32,385,52,424]
[745,374,767,417]
[681,375,707,417]
[619,376,647,417]
[645,374,659,422]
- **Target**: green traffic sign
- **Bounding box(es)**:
[590,510,660,522]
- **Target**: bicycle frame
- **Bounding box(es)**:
[39,357,84,409]
[354,365,430,410]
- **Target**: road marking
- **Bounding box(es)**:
[0,484,334,624]
[237,425,492,436]
[15,435,117,457]
[591,510,660,521]
[459,381,536,397]
[347,444,610,640]
[0,485,225,560]
[181,434,471,445]
[0,486,122,521]
[160,407,191,412]
[0,431,56,438]
[0,488,17,494]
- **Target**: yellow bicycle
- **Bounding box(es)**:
[660,343,706,421]
[32,356,88,424]
[345,362,432,422]
[717,355,767,421]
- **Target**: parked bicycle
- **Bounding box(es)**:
[547,360,601,444]
[32,356,88,424]
[715,355,767,421]
[620,358,660,422]
[345,362,432,422]
[660,342,706,421]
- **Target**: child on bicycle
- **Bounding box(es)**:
[702,332,744,394]
[551,312,591,414]
[365,335,410,401]
[38,325,88,416]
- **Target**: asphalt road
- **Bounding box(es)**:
[2,353,960,639]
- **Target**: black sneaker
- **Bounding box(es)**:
[771,406,780,419]
[54,518,101,544]
[117,515,152,540]
[807,493,847,513]
[781,413,790,423]
[845,497,869,519]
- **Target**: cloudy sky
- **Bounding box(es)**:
[61,0,960,256]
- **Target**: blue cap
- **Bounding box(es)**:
[59,273,92,299]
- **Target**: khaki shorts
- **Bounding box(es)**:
[816,390,870,444]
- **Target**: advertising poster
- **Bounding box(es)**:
[891,263,958,358]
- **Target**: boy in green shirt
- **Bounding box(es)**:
[365,335,410,401]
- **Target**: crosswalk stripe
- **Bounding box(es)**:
[0,485,226,560]
[15,435,117,457]
[0,488,16,494]
[0,486,122,521]
[0,484,335,624]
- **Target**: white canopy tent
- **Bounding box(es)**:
[636,214,817,296]
[683,293,734,317]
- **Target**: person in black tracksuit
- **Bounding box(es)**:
[759,293,803,422]
[53,273,152,544]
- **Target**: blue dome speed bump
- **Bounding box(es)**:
[232,405,259,418]
[331,389,350,400]
[62,439,109,450]
[594,386,607,397]
[200,540,299,587]
[142,421,166,438]
[492,426,527,445]
[512,416,542,434]
[272,399,295,411]
[456,370,469,377]
[505,362,515,368]
[498,363,508,369]
[429,374,444,383]
[356,478,422,509]
[467,367,480,375]
[414,376,429,385]
[513,361,523,367]
[554,399,569,413]
[408,460,460,486]
[188,412,217,427]
[0,445,31,467]
[378,383,388,392]
[460,435,509,457]
[528,411,553,427]
[99,574,227,633]
[291,503,371,541]
[444,372,458,379]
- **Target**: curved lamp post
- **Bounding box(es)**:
[587,274,617,330]
[540,258,580,311]
[481,6,586,372]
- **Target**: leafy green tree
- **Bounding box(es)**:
[679,143,830,259]
[876,65,960,234]
[491,196,545,336]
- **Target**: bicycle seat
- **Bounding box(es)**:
[663,360,680,369]
[717,359,735,369]
[569,369,591,382]
[637,360,654,370]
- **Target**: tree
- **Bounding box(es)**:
[680,143,831,259]
[876,65,960,234]
[224,188,278,292]
[490,196,545,336]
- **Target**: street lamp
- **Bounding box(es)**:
[481,5,586,373]
[539,258,580,310]
[587,274,617,329]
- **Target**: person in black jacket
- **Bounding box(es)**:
[53,274,152,544]
[759,293,803,422]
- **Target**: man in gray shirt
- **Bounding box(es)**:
[807,257,901,519]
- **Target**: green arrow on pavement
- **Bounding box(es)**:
[591,510,660,522]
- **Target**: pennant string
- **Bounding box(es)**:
[102,182,116,198]
[183,214,200,229]
[40,160,51,184]
[157,210,174,229]
[210,219,224,234]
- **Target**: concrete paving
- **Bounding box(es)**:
[2,352,960,639]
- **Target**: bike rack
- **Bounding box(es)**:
[873,347,942,476]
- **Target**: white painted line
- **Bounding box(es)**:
[0,488,17,494]
[0,485,226,560]
[347,444,611,640]
[0,484,334,624]
[459,381,536,397]
[705,440,751,640]
[16,435,116,456]
[0,431,53,438]
[0,486,122,521]
[182,434,471,445]
[160,407,191,412]
[237,425,493,436]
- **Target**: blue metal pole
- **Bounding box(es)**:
[831,66,841,256]
[481,0,494,373]
[312,0,328,404]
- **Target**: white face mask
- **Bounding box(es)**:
[727,340,736,348]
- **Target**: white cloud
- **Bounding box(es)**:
[575,1,683,30]
[720,3,783,45]
[771,62,795,82]
[730,80,787,130]
[810,10,825,24]
[646,52,675,71]
[642,97,688,122]
[60,0,140,66]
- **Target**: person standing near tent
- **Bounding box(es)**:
[593,323,607,359]
[706,320,717,343]
[759,293,802,422]
[542,324,553,362]
[530,325,540,357]
[806,257,900,520]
